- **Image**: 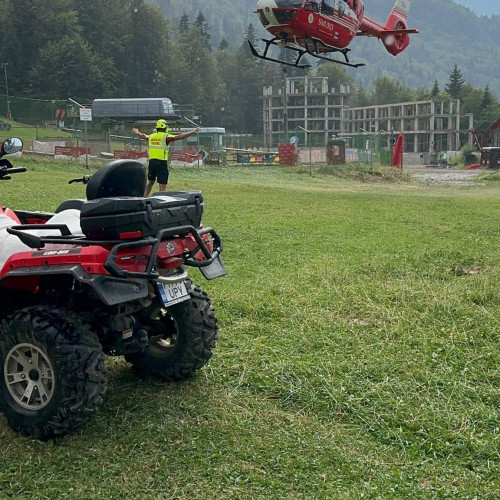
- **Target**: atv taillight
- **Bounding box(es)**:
[120,231,143,240]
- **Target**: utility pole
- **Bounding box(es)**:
[298,126,312,176]
[360,127,374,173]
[69,97,90,169]
[1,63,11,120]
[283,67,288,143]
[185,116,201,171]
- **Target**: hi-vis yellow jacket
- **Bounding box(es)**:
[148,131,175,160]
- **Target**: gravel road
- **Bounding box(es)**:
[405,166,485,186]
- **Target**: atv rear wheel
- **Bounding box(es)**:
[126,280,218,380]
[0,306,107,438]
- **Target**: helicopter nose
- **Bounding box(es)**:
[257,0,280,26]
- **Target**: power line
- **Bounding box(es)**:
[0,92,67,103]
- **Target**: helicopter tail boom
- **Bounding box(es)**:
[360,0,418,56]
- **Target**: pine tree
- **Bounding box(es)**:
[193,11,211,49]
[127,2,173,98]
[178,13,189,33]
[218,38,229,51]
[480,85,493,109]
[445,65,465,99]
[431,80,440,98]
[244,23,257,45]
[475,85,500,129]
[223,31,263,134]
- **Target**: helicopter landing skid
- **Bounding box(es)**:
[248,36,365,69]
[248,38,311,69]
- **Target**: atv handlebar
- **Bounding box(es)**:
[68,175,91,185]
[4,167,26,174]
[0,166,27,180]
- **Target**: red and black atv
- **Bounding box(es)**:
[0,137,225,438]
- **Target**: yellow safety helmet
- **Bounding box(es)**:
[156,119,168,130]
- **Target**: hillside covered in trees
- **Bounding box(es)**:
[0,0,499,135]
[453,0,500,17]
[150,0,500,98]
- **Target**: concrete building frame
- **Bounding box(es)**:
[262,77,473,153]
[346,99,472,153]
[262,76,351,149]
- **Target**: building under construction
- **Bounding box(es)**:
[346,98,472,153]
[262,76,473,153]
[262,76,351,148]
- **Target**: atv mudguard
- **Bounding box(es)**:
[1,264,148,306]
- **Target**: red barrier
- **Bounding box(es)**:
[170,152,199,163]
[279,143,297,165]
[55,146,90,158]
[113,150,148,160]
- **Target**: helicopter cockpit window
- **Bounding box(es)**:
[274,0,304,7]
[303,0,320,12]
[322,0,335,16]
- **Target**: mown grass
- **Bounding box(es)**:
[2,121,73,143]
[1,158,499,499]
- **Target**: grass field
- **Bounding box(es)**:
[2,121,73,143]
[0,158,499,499]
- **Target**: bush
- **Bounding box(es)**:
[459,143,479,165]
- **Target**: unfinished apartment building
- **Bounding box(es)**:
[262,76,351,148]
[346,99,469,153]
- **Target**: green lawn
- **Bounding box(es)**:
[1,159,499,499]
[1,121,74,143]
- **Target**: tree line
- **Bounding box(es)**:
[0,0,498,133]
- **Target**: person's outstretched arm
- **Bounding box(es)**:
[170,127,200,142]
[132,128,148,141]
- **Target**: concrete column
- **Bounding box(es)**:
[414,118,419,152]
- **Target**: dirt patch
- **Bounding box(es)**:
[406,166,484,187]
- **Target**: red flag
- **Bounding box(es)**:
[392,134,403,169]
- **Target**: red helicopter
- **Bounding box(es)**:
[249,0,418,68]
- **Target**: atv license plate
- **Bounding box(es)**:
[157,281,189,307]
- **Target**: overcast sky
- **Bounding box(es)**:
[452,0,500,17]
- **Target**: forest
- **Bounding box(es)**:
[148,0,500,95]
[0,0,499,134]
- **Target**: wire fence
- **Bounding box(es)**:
[0,93,70,125]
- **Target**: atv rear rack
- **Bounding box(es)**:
[6,224,224,280]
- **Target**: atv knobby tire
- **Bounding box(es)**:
[0,306,107,438]
[126,280,218,380]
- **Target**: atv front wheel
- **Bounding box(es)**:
[126,280,218,380]
[0,306,107,438]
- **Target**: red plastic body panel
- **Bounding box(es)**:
[256,0,416,56]
[261,8,359,50]
[0,231,213,292]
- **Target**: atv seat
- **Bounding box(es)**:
[86,160,146,200]
[55,199,85,213]
[55,160,146,214]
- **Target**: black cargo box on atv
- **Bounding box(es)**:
[80,192,204,240]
